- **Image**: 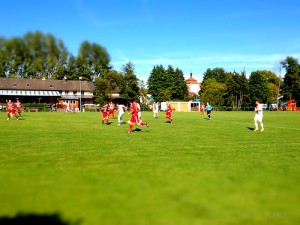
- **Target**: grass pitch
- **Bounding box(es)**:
[0,110,299,225]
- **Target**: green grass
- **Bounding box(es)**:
[0,110,299,225]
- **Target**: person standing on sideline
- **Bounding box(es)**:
[117,103,127,125]
[165,101,173,123]
[108,102,115,119]
[101,103,109,124]
[128,100,148,133]
[254,100,264,131]
[153,101,159,118]
[205,102,212,120]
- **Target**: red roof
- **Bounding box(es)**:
[185,76,198,84]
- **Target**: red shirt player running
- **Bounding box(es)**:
[165,101,173,123]
[15,99,22,116]
[128,100,148,133]
[7,100,19,120]
[101,103,109,124]
[108,102,115,119]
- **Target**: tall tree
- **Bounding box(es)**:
[166,66,188,100]
[119,62,140,101]
[225,71,249,108]
[200,78,227,106]
[202,67,229,83]
[147,65,168,102]
[94,69,122,105]
[78,41,111,80]
[248,71,270,105]
[281,56,300,100]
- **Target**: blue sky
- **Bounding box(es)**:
[1,0,300,82]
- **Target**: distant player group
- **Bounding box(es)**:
[99,100,175,133]
[5,99,22,120]
[3,98,264,132]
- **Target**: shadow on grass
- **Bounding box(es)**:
[247,127,255,130]
[132,128,150,133]
[0,213,81,225]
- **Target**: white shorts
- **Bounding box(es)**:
[254,114,263,123]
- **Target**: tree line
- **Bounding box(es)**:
[1,31,299,107]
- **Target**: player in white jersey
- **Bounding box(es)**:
[117,103,127,125]
[254,100,264,131]
[136,102,141,120]
[153,101,158,118]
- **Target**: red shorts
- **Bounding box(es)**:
[102,112,108,119]
[8,109,15,114]
[165,111,171,118]
[109,109,114,114]
[130,114,139,124]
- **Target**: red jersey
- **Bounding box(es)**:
[167,103,172,112]
[7,102,14,110]
[109,103,115,110]
[130,103,140,124]
[101,104,108,112]
[16,101,22,109]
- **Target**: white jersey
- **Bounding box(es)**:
[255,104,263,115]
[118,104,125,114]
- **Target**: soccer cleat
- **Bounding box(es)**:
[146,122,149,128]
[261,129,264,132]
[254,129,258,131]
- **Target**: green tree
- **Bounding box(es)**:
[119,62,140,101]
[202,67,229,83]
[225,71,249,108]
[94,69,122,105]
[200,78,227,106]
[78,41,111,80]
[281,56,300,100]
[147,65,168,102]
[166,66,188,100]
[249,71,270,105]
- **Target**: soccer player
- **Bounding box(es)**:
[101,103,109,124]
[205,102,212,120]
[15,99,22,117]
[254,100,264,131]
[128,100,148,133]
[136,102,142,120]
[117,103,127,125]
[7,100,18,120]
[153,101,158,118]
[200,103,205,115]
[165,101,173,123]
[108,102,115,119]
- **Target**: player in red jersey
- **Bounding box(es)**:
[128,100,148,133]
[15,99,22,117]
[108,102,115,119]
[6,99,19,120]
[165,101,173,123]
[101,103,109,124]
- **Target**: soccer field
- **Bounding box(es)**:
[0,110,299,225]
